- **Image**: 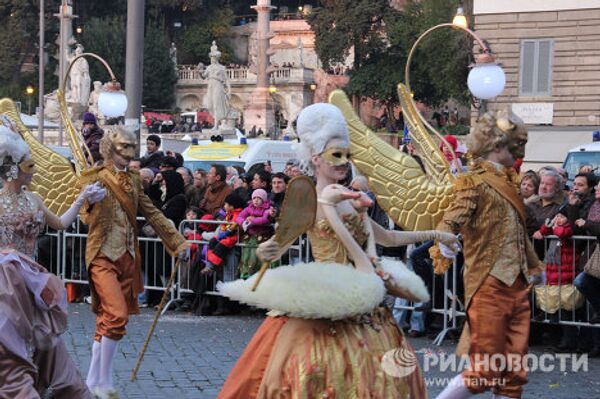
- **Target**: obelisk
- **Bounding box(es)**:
[244,0,276,133]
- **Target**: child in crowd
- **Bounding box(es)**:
[183,206,203,264]
[236,189,274,279]
[535,207,585,350]
[200,193,246,274]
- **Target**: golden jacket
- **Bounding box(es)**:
[79,166,188,273]
[431,159,543,310]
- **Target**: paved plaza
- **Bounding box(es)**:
[63,303,600,398]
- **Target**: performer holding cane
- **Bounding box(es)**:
[79,126,189,399]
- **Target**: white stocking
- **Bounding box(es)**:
[86,339,102,389]
[99,336,119,389]
[435,374,474,399]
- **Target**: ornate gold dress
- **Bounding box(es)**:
[0,190,91,398]
[218,211,427,399]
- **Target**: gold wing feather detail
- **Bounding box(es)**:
[397,83,453,185]
[0,98,79,215]
[328,90,454,231]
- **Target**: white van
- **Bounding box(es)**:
[562,141,600,184]
[180,138,298,173]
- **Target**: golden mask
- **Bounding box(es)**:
[18,159,36,174]
[320,147,351,167]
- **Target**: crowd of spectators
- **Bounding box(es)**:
[43,130,600,353]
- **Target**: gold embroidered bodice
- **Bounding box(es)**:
[307,212,369,264]
[0,190,45,258]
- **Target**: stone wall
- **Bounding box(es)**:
[475,8,600,127]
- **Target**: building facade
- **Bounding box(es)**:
[473,0,600,169]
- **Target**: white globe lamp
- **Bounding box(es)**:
[98,81,129,118]
[467,61,506,100]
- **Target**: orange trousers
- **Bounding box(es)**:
[463,275,530,398]
[89,252,139,341]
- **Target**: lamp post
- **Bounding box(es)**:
[38,0,45,142]
[57,52,128,171]
[402,9,506,169]
[26,86,34,115]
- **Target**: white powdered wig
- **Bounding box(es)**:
[379,258,430,303]
[217,262,386,320]
[294,103,349,175]
[0,123,29,167]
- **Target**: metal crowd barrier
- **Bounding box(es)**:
[38,219,599,340]
[175,218,311,300]
[394,234,600,346]
[530,234,599,328]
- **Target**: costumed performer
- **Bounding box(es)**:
[78,126,189,399]
[432,112,544,399]
[0,117,106,398]
[216,103,460,399]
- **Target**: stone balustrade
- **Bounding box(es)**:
[177,65,313,85]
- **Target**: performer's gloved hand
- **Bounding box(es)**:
[59,182,106,229]
[435,232,460,249]
[76,182,106,206]
[439,242,460,259]
[319,184,362,206]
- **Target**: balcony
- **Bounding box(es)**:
[177,66,313,86]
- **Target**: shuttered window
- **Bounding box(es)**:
[519,39,553,97]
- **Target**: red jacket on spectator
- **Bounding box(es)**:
[185,230,203,263]
[539,223,579,285]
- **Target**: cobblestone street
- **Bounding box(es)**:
[64,303,600,398]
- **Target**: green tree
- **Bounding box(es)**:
[307,0,389,71]
[178,6,235,65]
[309,0,471,123]
[389,0,471,107]
[143,24,177,110]
[0,0,61,107]
[79,16,126,85]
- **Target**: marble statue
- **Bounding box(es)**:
[297,37,304,68]
[170,42,177,68]
[43,90,61,121]
[67,44,91,107]
[87,81,105,124]
[202,41,231,129]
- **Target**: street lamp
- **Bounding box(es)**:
[25,85,34,115]
[269,85,277,93]
[309,83,317,91]
[75,26,83,34]
[402,10,506,171]
[452,6,468,29]
[58,52,128,170]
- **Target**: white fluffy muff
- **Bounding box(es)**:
[378,257,430,303]
[217,262,386,320]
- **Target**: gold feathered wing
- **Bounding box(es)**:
[328,89,455,231]
[0,98,79,215]
[397,83,453,185]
